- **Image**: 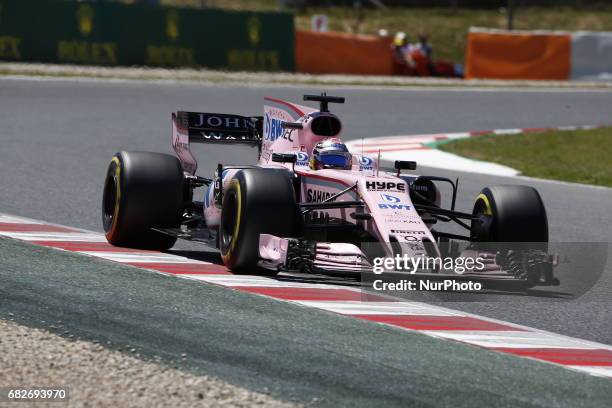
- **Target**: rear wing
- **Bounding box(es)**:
[175,111,262,145]
[172,111,262,175]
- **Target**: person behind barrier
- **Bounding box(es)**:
[392,32,415,75]
[415,34,433,59]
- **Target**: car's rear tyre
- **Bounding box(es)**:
[220,168,299,273]
[102,151,183,250]
[470,185,548,243]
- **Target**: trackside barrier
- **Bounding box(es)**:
[465,27,612,81]
[0,0,295,71]
[295,30,393,75]
[571,32,612,80]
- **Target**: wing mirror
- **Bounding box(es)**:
[394,160,417,176]
[272,153,298,163]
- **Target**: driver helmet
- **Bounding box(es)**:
[309,138,352,170]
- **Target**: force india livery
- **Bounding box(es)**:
[102,94,558,289]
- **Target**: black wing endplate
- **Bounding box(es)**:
[176,111,262,145]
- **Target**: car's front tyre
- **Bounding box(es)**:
[470,185,550,287]
[220,168,299,273]
[470,185,548,243]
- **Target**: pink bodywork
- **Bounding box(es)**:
[173,96,439,270]
[259,97,436,254]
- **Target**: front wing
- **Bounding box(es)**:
[258,234,559,290]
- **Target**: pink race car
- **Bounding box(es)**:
[102,93,557,289]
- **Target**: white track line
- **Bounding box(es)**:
[422,331,600,349]
[79,251,212,264]
[0,232,107,242]
[0,215,44,224]
[182,274,342,289]
[295,300,458,316]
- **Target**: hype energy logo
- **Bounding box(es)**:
[264,113,284,141]
[379,194,411,210]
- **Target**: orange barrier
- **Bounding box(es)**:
[295,30,393,76]
[465,29,571,80]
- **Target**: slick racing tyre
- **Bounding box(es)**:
[470,185,548,243]
[470,185,550,288]
[220,168,299,273]
[102,151,183,250]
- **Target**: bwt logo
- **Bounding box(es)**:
[295,152,309,165]
[379,194,410,210]
[380,194,401,203]
[379,203,411,210]
[359,156,373,170]
[264,113,284,141]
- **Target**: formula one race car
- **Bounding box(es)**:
[102,93,558,289]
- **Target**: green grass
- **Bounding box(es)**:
[438,127,612,187]
[160,2,612,63]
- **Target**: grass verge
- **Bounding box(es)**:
[438,127,612,187]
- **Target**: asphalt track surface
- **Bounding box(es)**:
[1,78,612,405]
[2,236,612,407]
